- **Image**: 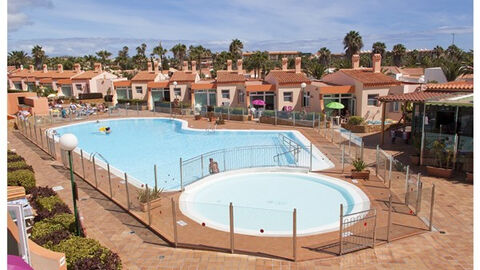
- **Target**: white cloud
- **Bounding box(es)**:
[7,0,53,31]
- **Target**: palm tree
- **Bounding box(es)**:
[392,44,406,66]
[244,51,268,78]
[8,51,29,67]
[432,45,444,59]
[133,43,148,70]
[152,42,168,68]
[343,31,363,59]
[170,43,187,67]
[115,46,130,70]
[317,47,331,66]
[96,50,112,67]
[83,55,98,70]
[229,39,244,60]
[31,45,46,70]
[372,42,386,57]
[441,60,463,81]
[188,45,212,77]
[445,44,463,60]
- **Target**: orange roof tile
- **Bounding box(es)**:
[8,66,18,73]
[147,81,169,88]
[170,71,197,82]
[246,84,275,92]
[378,91,449,102]
[191,81,216,90]
[426,81,473,92]
[10,77,22,82]
[131,71,158,81]
[267,70,310,85]
[57,79,73,85]
[39,78,53,83]
[113,80,132,87]
[400,67,424,77]
[216,71,246,84]
[340,69,401,87]
[72,70,103,80]
[320,85,354,94]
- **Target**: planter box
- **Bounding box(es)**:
[351,170,370,180]
[342,123,392,133]
[466,172,473,183]
[426,166,453,178]
[140,197,162,212]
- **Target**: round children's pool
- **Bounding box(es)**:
[180,168,370,236]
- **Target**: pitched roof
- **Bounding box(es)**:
[57,79,73,85]
[191,81,216,90]
[216,71,246,84]
[131,71,158,81]
[267,70,310,85]
[8,66,18,73]
[246,84,275,92]
[147,81,169,88]
[170,71,197,82]
[400,68,424,77]
[39,78,53,83]
[72,70,104,80]
[378,91,448,102]
[425,81,473,92]
[113,80,132,87]
[340,69,401,87]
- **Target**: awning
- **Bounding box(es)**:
[39,78,53,83]
[57,79,72,85]
[246,84,275,92]
[425,94,473,107]
[191,83,216,90]
[320,85,354,94]
[378,91,448,103]
[147,81,169,88]
[113,80,132,87]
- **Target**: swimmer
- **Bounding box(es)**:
[105,127,111,134]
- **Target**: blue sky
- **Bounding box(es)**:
[8,0,473,56]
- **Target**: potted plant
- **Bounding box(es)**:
[216,114,225,125]
[351,158,370,180]
[426,139,454,178]
[137,187,164,212]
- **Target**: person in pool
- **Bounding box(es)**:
[105,127,111,134]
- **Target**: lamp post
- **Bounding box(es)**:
[173,81,178,99]
[59,134,81,236]
[301,82,307,107]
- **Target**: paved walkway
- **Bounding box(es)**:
[8,115,473,269]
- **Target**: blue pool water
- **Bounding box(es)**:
[180,171,369,235]
[53,118,333,189]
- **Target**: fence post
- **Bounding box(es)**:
[274,110,278,125]
[388,157,393,189]
[39,127,44,148]
[179,158,183,191]
[92,156,98,188]
[228,106,230,120]
[331,125,334,143]
[416,178,423,214]
[309,142,313,171]
[338,204,344,256]
[171,198,178,247]
[404,165,410,204]
[360,141,364,161]
[223,150,226,172]
[229,202,234,254]
[136,103,139,116]
[312,113,315,128]
[348,132,352,155]
[80,150,86,179]
[33,123,38,142]
[429,184,436,231]
[153,103,156,115]
[372,209,377,248]
[146,184,151,226]
[124,173,130,210]
[107,163,113,198]
[387,193,392,243]
[126,104,128,116]
[375,145,379,176]
[200,154,204,177]
[154,164,158,190]
[341,142,345,173]
[293,208,297,261]
[293,111,295,126]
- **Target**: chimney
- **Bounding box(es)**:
[282,58,288,71]
[74,63,81,73]
[153,61,159,73]
[57,64,63,73]
[295,57,301,74]
[20,65,24,70]
[42,64,48,73]
[352,54,360,69]
[227,59,232,71]
[94,63,102,72]
[191,61,197,73]
[29,65,34,72]
[372,53,382,73]
[182,61,188,71]
[147,61,153,72]
[237,59,243,74]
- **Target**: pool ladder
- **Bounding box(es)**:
[205,123,217,133]
[90,152,109,164]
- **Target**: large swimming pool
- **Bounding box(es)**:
[52,118,333,189]
[180,169,370,236]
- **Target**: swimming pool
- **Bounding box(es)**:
[52,118,334,189]
[180,168,370,236]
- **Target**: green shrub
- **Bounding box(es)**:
[31,216,73,249]
[8,150,17,155]
[7,169,35,192]
[36,195,65,212]
[53,236,122,270]
[7,160,34,172]
[352,158,367,171]
[47,213,77,233]
[7,154,25,162]
[32,228,71,249]
[347,116,365,126]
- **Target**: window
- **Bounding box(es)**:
[367,94,379,106]
[76,84,83,91]
[283,92,293,102]
[221,90,230,99]
[14,82,22,90]
[174,87,181,97]
[116,87,132,99]
[390,101,400,112]
[238,91,245,103]
[303,91,310,107]
[136,86,143,94]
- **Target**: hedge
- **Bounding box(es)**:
[7,170,36,192]
[52,237,122,270]
[36,195,66,212]
[347,116,365,126]
[8,160,34,172]
[116,99,147,105]
[29,186,57,201]
[78,93,103,100]
[8,154,25,162]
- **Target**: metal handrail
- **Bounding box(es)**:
[183,144,281,165]
[90,152,109,164]
[273,146,300,164]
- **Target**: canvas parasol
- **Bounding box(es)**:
[326,102,345,109]
[251,99,266,106]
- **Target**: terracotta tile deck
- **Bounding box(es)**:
[8,110,473,269]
